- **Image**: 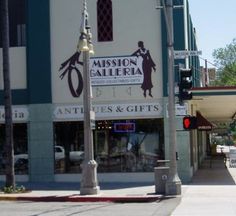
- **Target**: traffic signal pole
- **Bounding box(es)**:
[162,0,182,195]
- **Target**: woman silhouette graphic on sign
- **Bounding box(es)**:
[132,41,156,97]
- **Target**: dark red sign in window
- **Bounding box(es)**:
[114,123,135,133]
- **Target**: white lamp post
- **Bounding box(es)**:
[78,0,100,195]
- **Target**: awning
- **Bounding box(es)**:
[196,111,213,131]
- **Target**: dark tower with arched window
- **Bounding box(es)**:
[97,0,113,42]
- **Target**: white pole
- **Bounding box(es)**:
[163,0,182,195]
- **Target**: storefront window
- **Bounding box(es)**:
[54,119,164,173]
[54,122,84,173]
[0,123,28,175]
[95,119,164,172]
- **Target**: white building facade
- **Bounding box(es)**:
[0,0,202,183]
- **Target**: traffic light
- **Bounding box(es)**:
[183,116,197,130]
[179,68,193,104]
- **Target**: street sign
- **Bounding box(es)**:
[174,50,202,59]
[166,103,188,117]
[175,104,188,116]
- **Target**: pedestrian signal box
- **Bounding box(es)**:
[183,116,197,130]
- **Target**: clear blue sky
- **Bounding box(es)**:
[188,0,236,67]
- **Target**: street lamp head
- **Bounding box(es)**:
[78,33,89,52]
[87,28,95,55]
[88,42,94,55]
[78,0,94,54]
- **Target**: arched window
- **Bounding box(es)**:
[97,0,113,42]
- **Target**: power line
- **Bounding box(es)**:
[199,56,219,69]
[191,66,204,83]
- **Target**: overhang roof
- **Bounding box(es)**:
[191,86,236,124]
[196,111,213,131]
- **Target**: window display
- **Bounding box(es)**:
[95,119,164,172]
[54,119,164,173]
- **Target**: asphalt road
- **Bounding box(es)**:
[0,198,180,216]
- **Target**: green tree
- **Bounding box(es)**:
[212,38,236,86]
[1,0,15,188]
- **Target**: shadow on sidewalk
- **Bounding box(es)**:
[190,157,236,185]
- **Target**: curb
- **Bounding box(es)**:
[0,194,163,203]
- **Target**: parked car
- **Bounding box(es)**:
[54,145,84,162]
[14,146,84,165]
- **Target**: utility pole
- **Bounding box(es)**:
[1,0,15,188]
[205,59,208,87]
[162,0,182,195]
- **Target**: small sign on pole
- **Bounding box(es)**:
[90,111,95,130]
[166,103,188,117]
[174,50,202,59]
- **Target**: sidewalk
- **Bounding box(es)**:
[0,182,162,203]
[1,157,236,207]
[172,157,236,216]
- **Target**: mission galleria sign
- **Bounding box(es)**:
[59,41,157,98]
[90,56,143,86]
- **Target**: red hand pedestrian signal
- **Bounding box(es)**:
[183,116,197,130]
[183,118,191,129]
